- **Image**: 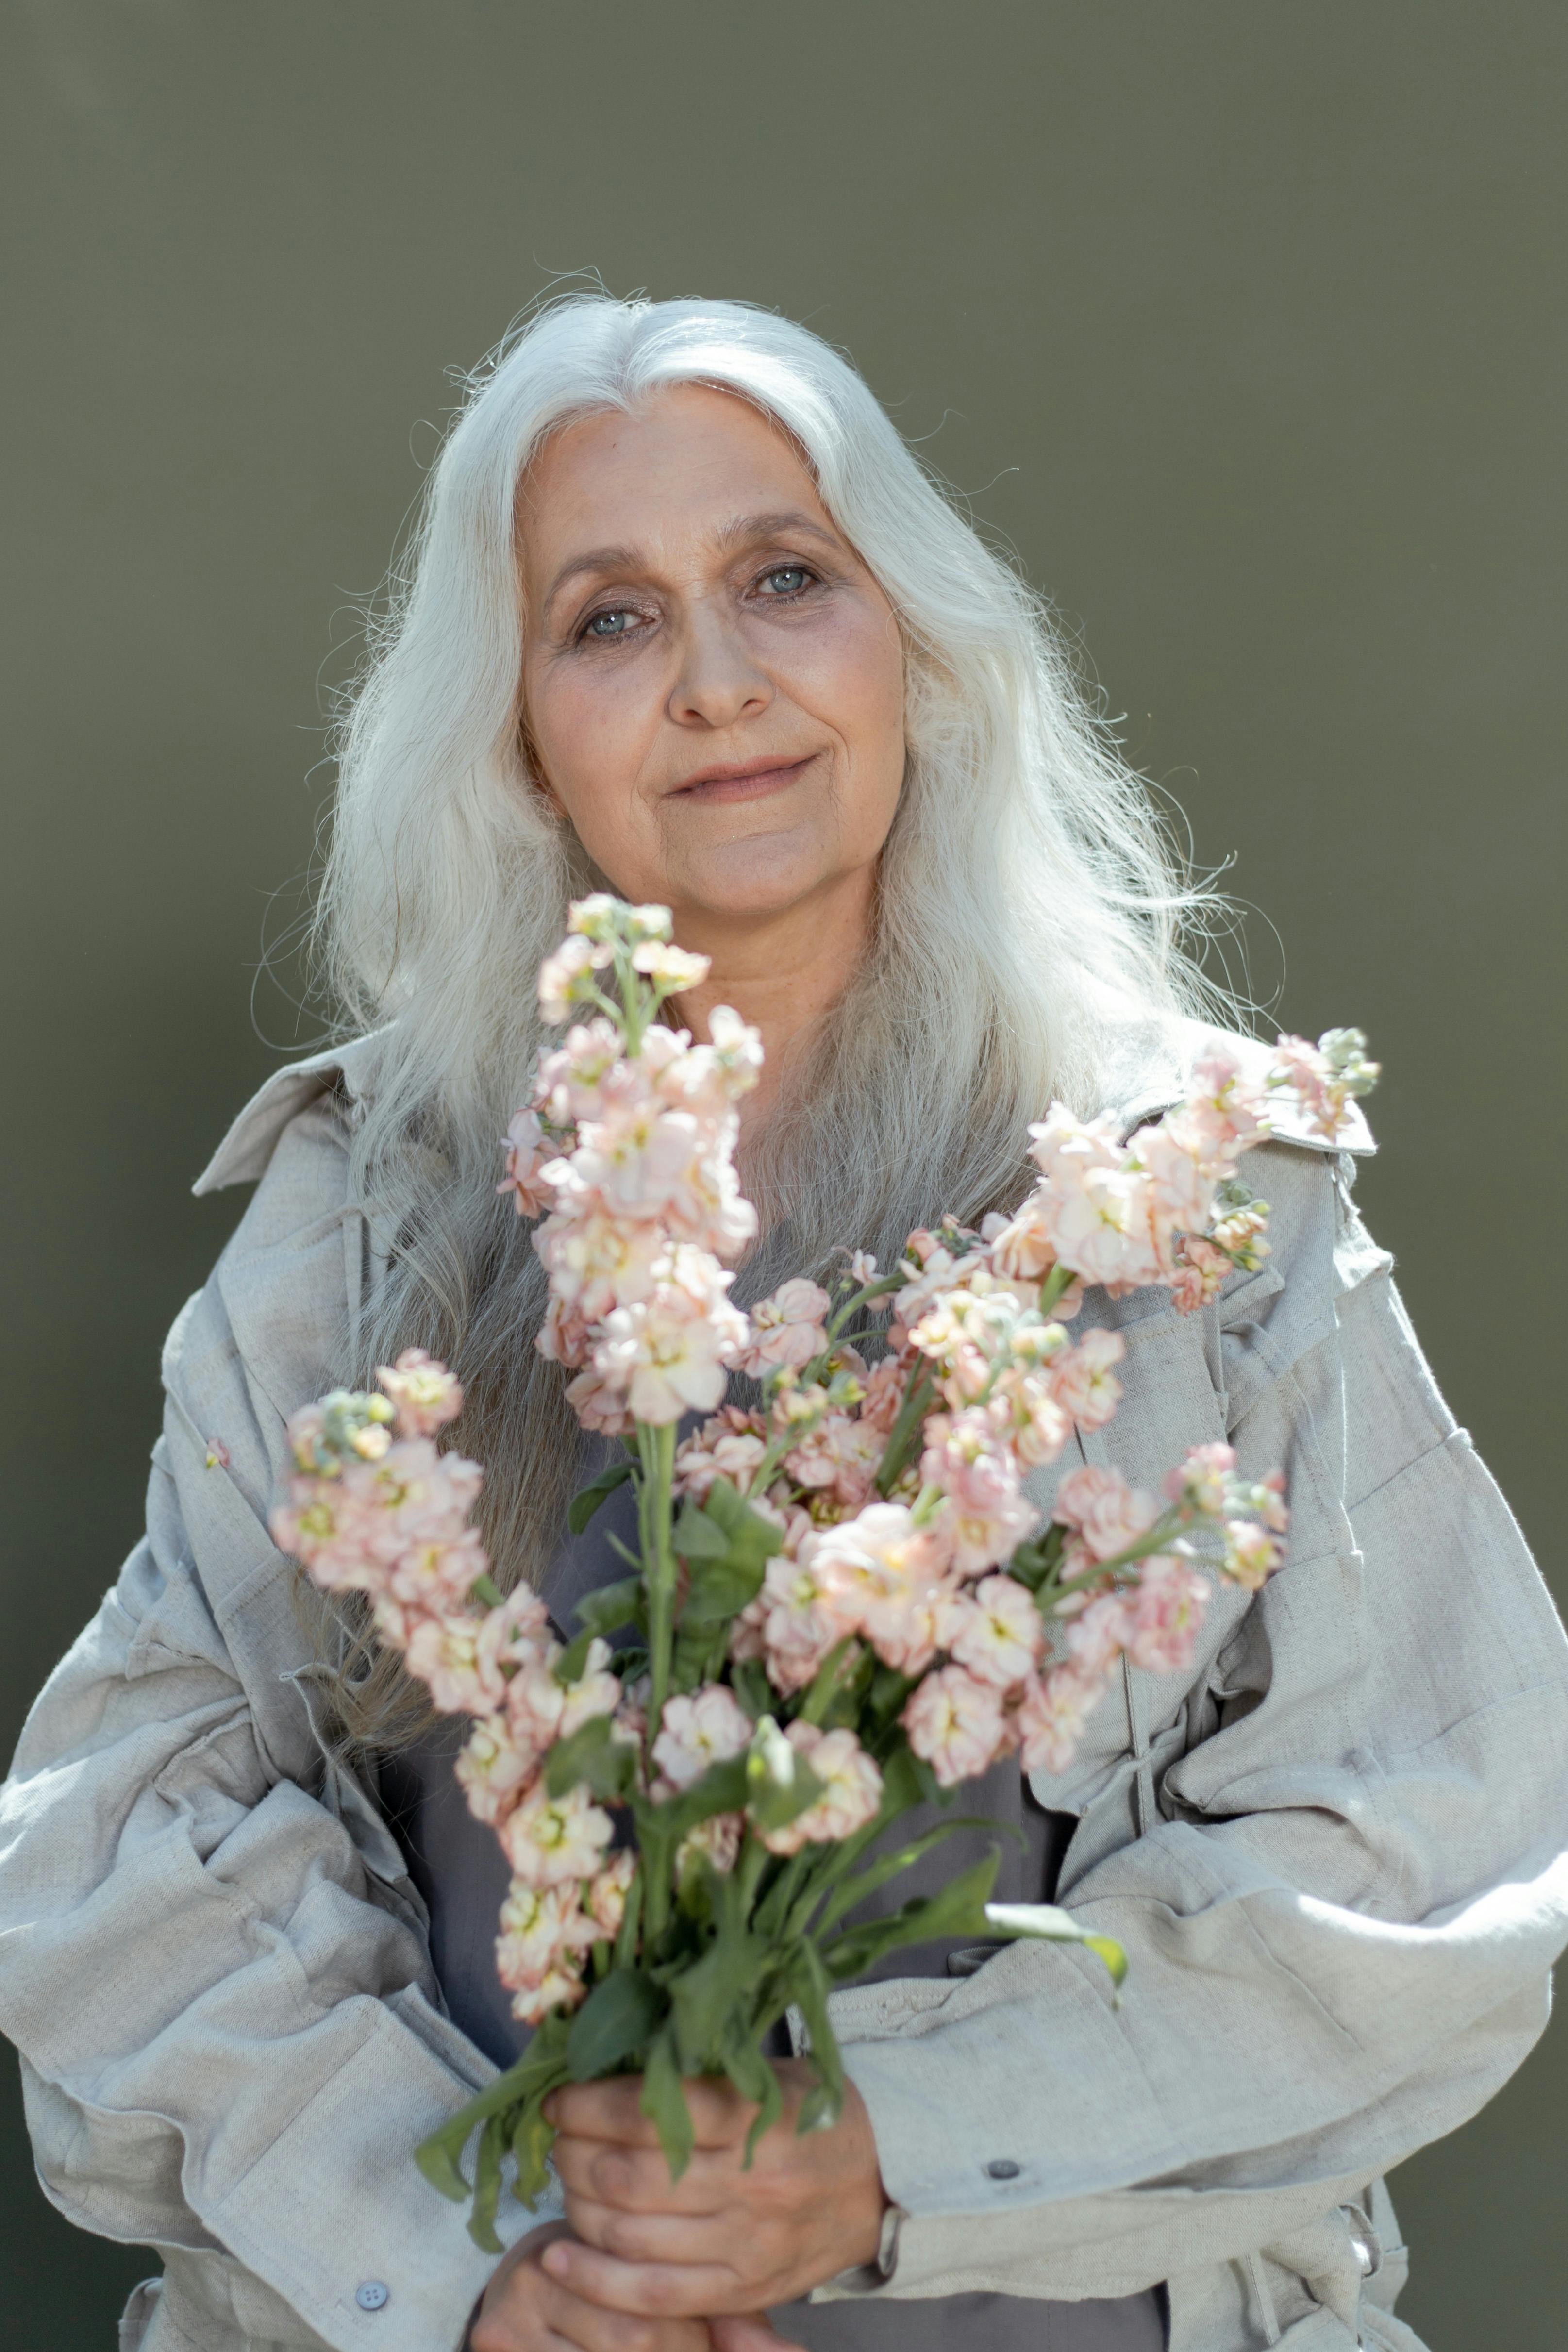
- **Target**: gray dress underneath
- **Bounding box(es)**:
[383,1463,1166,2351]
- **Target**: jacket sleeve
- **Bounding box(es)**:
[0,1095,553,2352]
[833,1142,1568,2309]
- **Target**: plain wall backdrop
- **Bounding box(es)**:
[2,4,1563,2345]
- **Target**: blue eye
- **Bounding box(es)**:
[584,609,633,639]
[761,567,810,595]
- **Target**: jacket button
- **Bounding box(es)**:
[985,2159,1021,2180]
[355,2281,391,2311]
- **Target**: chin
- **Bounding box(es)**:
[671,835,838,923]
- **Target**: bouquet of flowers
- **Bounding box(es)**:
[270,896,1378,2249]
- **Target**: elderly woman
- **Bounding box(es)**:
[3,298,1565,2352]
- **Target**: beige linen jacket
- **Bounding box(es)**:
[3,1036,1566,2352]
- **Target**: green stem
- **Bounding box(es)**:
[640,1420,679,1738]
[874,1365,935,1497]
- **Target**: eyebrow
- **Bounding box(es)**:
[541,509,845,621]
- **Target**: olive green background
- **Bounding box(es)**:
[2,3,1563,2343]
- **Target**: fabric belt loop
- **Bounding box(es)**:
[1244,2252,1281,2346]
[1122,1654,1155,1837]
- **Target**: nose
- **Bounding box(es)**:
[666,596,773,731]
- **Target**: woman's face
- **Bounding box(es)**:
[517,384,906,934]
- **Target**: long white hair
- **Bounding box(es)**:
[313,293,1227,1700]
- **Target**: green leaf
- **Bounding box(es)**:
[730,1658,773,1720]
[983,1901,1128,1990]
[701,1476,786,1568]
[719,2029,784,2166]
[814,1815,1023,1936]
[681,1552,770,1626]
[467,2113,507,2252]
[574,1574,648,1641]
[512,2089,563,2210]
[788,1942,845,2135]
[640,1754,751,1846]
[639,2029,696,2182]
[796,1637,858,1727]
[667,1923,772,2073]
[821,1852,1002,1981]
[414,2022,571,2204]
[566,1968,669,2080]
[671,1501,733,1561]
[544,1712,638,1802]
[569,1458,636,1535]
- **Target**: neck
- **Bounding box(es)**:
[668,868,876,1132]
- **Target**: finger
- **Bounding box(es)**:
[535,2272,710,2352]
[710,2319,797,2352]
[553,2132,734,2214]
[541,2235,739,2320]
[550,2074,750,2149]
[566,2189,755,2270]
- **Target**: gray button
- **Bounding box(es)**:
[985,2158,1021,2180]
[355,2281,390,2312]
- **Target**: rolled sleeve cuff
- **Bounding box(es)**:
[203,2002,559,2352]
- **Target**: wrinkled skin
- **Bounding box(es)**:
[517,382,907,1131]
[470,2064,888,2351]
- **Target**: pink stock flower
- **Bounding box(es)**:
[677,1810,745,1879]
[736,1278,832,1377]
[538,933,611,1025]
[473,1586,552,1702]
[673,1407,769,1502]
[537,1293,593,1371]
[1121,1554,1211,1674]
[533,1018,624,1126]
[402,1614,491,1714]
[376,1349,465,1437]
[1048,1329,1126,1431]
[506,1966,590,2026]
[1183,1050,1272,1159]
[632,939,711,991]
[535,1205,668,1322]
[498,1110,555,1218]
[760,1722,884,1855]
[592,1261,747,1424]
[1016,1662,1109,1776]
[754,1547,846,1694]
[902,1663,1010,1788]
[507,1638,621,1755]
[379,1529,490,1636]
[1222,1520,1285,1590]
[563,1366,634,1435]
[500,1780,615,1887]
[1061,1590,1134,1677]
[497,1877,598,1978]
[811,1503,953,1668]
[990,1368,1071,1468]
[785,1412,882,1512]
[651,1683,755,1793]
[1168,1235,1233,1313]
[1053,1464,1162,1564]
[920,1409,1040,1575]
[1164,1442,1238,1519]
[454,1714,537,1824]
[947,1574,1045,1688]
[587,1847,637,1934]
[859,1357,908,1436]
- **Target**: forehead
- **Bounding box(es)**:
[517,384,829,578]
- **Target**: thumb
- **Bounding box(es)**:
[709,2317,795,2351]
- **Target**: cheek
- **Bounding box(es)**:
[525,661,660,846]
[806,606,907,816]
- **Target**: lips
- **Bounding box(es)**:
[672,754,815,804]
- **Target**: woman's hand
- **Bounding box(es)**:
[540,2060,889,2322]
[469,2219,715,2352]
